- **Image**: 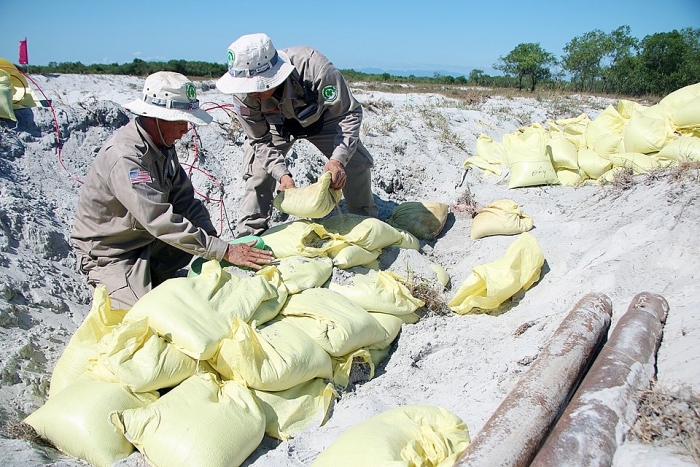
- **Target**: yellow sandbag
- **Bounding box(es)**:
[211,317,333,391]
[253,378,338,440]
[470,199,534,240]
[448,232,544,315]
[585,104,625,151]
[332,348,375,389]
[49,287,129,398]
[556,113,591,135]
[281,288,389,356]
[618,99,648,119]
[624,108,675,154]
[546,136,579,170]
[672,96,700,130]
[462,155,502,177]
[124,260,278,360]
[267,255,333,295]
[592,134,624,158]
[311,405,471,467]
[657,82,700,115]
[88,318,198,393]
[250,265,288,325]
[0,70,16,121]
[386,201,450,240]
[502,132,559,189]
[578,148,612,179]
[607,152,660,174]
[321,214,418,251]
[111,373,265,467]
[329,270,425,315]
[272,171,342,218]
[26,375,157,467]
[655,136,700,163]
[430,263,451,288]
[556,168,585,186]
[327,242,382,269]
[261,219,342,258]
[474,133,504,164]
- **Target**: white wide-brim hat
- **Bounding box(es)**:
[216,33,295,94]
[123,71,212,125]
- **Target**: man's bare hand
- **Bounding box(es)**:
[277,174,296,192]
[223,241,273,270]
[324,159,347,189]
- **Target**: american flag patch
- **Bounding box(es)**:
[129,169,152,184]
[234,104,250,116]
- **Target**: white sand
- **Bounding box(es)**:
[0,74,697,466]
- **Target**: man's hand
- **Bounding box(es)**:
[277,174,296,192]
[223,241,274,270]
[324,159,347,189]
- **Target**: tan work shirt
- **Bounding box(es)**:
[232,46,363,182]
[71,118,229,263]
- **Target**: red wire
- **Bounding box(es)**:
[2,71,234,233]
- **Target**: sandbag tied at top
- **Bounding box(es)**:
[110,373,265,467]
[449,232,545,315]
[321,213,419,251]
[311,405,470,467]
[470,199,534,240]
[272,171,343,218]
[328,270,425,315]
[261,219,343,258]
[386,201,450,240]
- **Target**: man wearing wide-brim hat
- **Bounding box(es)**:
[71,71,272,309]
[217,33,378,237]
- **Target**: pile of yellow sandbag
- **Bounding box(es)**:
[25,214,427,467]
[464,82,700,187]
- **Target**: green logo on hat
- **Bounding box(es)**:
[322,85,338,102]
[185,82,196,101]
[227,50,235,67]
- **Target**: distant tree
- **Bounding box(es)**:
[562,29,610,92]
[455,75,467,85]
[468,69,484,85]
[639,28,700,95]
[494,43,556,91]
[603,26,640,94]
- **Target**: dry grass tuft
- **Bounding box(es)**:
[629,384,700,464]
[668,159,700,183]
[452,185,480,217]
[610,167,636,190]
[403,272,451,317]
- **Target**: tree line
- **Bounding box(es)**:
[21,26,700,97]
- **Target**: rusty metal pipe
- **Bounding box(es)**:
[529,292,669,467]
[455,293,613,467]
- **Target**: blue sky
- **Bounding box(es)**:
[1,0,699,76]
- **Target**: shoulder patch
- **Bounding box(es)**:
[322,85,338,102]
[129,169,152,184]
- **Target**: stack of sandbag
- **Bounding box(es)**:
[25,229,427,466]
[463,82,700,187]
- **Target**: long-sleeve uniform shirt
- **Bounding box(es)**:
[71,119,229,265]
[232,46,365,183]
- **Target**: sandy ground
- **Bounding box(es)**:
[0,74,698,466]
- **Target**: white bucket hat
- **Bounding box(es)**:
[216,33,295,94]
[123,71,212,125]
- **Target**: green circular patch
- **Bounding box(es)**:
[322,84,338,102]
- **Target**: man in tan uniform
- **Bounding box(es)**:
[71,71,272,308]
[216,33,378,237]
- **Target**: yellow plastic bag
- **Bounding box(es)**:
[470,199,534,240]
[210,317,333,391]
[607,152,660,174]
[125,260,278,360]
[578,148,612,179]
[624,108,675,154]
[111,373,265,467]
[503,131,559,188]
[281,288,389,356]
[655,136,700,163]
[555,168,585,186]
[585,104,625,151]
[386,201,450,240]
[326,242,381,269]
[272,171,342,218]
[0,70,16,121]
[88,318,199,393]
[49,287,129,398]
[448,232,544,315]
[253,378,337,440]
[368,311,419,351]
[311,405,470,467]
[672,96,700,130]
[321,214,418,251]
[26,374,157,467]
[267,255,334,295]
[261,219,342,258]
[328,270,424,315]
[546,136,579,171]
